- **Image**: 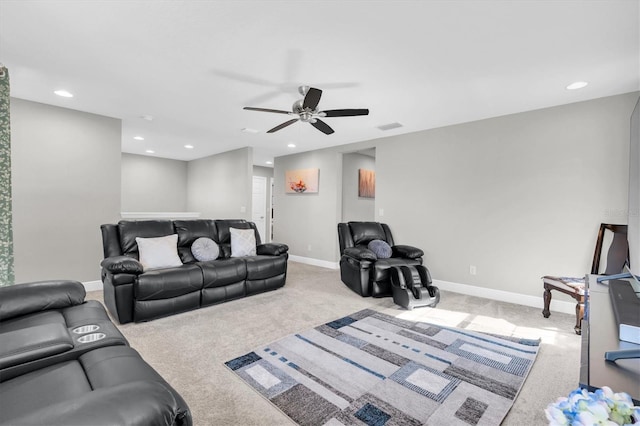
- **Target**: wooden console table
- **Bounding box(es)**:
[579,275,640,404]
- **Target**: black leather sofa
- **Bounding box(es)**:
[0,280,191,425]
[338,222,424,297]
[100,219,289,324]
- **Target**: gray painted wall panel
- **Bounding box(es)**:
[187,147,252,219]
[11,98,121,282]
[121,153,188,212]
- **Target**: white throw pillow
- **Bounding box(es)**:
[191,237,220,262]
[136,234,183,271]
[230,228,256,257]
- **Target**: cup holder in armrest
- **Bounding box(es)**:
[77,333,106,344]
[72,325,100,334]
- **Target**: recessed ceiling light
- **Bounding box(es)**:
[54,90,73,98]
[265,161,273,165]
[145,149,155,154]
[133,136,144,141]
[242,127,259,133]
[287,143,296,148]
[141,115,154,121]
[184,144,194,149]
[566,81,588,90]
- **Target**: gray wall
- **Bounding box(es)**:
[121,153,188,212]
[11,98,121,282]
[187,147,252,219]
[274,92,639,299]
[342,152,375,222]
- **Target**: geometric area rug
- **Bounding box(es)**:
[225,309,541,426]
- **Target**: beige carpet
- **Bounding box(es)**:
[87,261,580,425]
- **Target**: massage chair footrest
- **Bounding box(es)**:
[390,265,440,310]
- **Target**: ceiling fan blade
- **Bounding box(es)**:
[303,87,322,110]
[321,109,369,117]
[311,119,334,135]
[243,107,291,115]
[267,118,299,133]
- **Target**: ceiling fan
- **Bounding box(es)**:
[243,86,369,135]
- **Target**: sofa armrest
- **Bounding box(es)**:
[257,243,289,256]
[6,381,183,426]
[101,256,144,275]
[392,245,424,259]
[0,280,86,321]
[343,247,377,261]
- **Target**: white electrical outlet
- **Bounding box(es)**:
[379,208,384,217]
[307,244,312,251]
[469,265,477,275]
[240,206,246,213]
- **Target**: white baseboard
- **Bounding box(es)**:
[82,280,103,292]
[432,278,575,315]
[289,255,339,270]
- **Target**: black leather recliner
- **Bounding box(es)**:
[337,222,424,297]
[0,280,192,425]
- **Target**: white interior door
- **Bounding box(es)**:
[252,176,267,242]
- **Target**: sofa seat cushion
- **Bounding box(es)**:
[0,360,92,422]
[245,255,287,280]
[199,258,247,288]
[0,346,191,425]
[135,265,203,301]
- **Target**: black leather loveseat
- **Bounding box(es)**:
[0,280,191,425]
[100,219,288,324]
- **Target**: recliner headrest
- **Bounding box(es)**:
[349,222,387,246]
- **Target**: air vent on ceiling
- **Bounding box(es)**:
[377,122,403,131]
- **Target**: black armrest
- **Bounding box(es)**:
[392,245,424,259]
[101,256,144,275]
[7,381,181,426]
[0,323,74,369]
[0,280,86,321]
[257,243,289,256]
[343,247,377,261]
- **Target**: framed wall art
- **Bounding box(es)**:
[285,168,319,194]
[358,169,375,198]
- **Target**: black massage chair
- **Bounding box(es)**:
[390,264,440,310]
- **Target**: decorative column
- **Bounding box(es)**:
[0,65,14,286]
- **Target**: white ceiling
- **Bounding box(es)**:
[1,1,638,166]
